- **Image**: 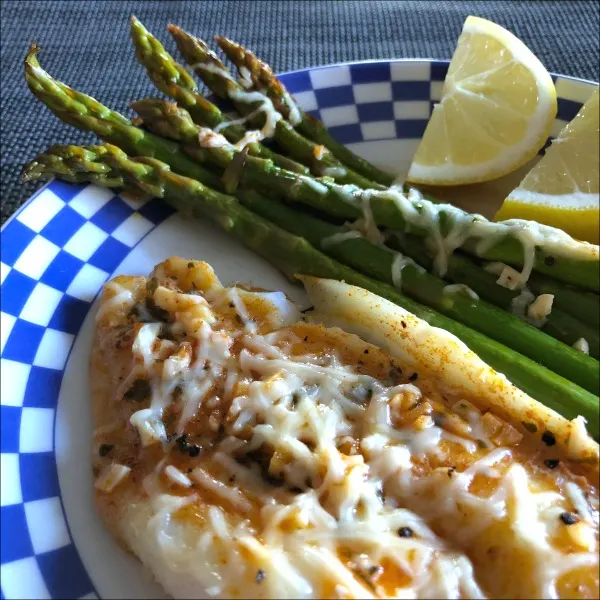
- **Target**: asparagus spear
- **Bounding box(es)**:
[129,16,309,176]
[22,143,599,434]
[24,45,223,191]
[131,98,599,358]
[215,36,395,187]
[237,188,599,390]
[393,232,600,355]
[130,97,600,293]
[131,98,324,194]
[168,24,383,190]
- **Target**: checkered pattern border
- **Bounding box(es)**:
[280,60,594,145]
[0,180,174,600]
[0,59,595,600]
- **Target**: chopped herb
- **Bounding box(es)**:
[544,459,560,469]
[187,445,201,457]
[521,421,538,433]
[389,365,403,381]
[432,412,444,426]
[559,512,578,525]
[176,435,189,452]
[408,372,419,382]
[542,431,556,446]
[368,565,383,578]
[255,569,265,583]
[158,322,175,341]
[124,379,151,402]
[544,256,556,267]
[397,526,414,538]
[98,444,114,457]
[187,261,194,269]
[145,278,171,322]
[265,472,285,487]
[291,392,301,409]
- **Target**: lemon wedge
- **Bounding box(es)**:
[407,16,557,186]
[496,87,599,243]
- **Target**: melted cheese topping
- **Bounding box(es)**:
[333,186,598,285]
[573,338,591,355]
[92,258,599,599]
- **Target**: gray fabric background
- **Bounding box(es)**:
[2,0,599,223]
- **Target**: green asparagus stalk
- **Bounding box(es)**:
[215,36,395,187]
[131,98,320,193]
[393,232,600,355]
[129,17,309,176]
[22,142,599,435]
[130,99,600,358]
[134,87,597,360]
[237,188,599,391]
[24,45,223,191]
[168,24,383,190]
[130,97,600,293]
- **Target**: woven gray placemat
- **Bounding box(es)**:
[2,0,598,223]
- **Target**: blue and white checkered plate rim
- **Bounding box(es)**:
[1,59,597,600]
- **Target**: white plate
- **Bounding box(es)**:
[0,59,596,600]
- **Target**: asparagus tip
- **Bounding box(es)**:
[25,42,41,68]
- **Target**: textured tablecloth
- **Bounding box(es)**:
[2,0,599,223]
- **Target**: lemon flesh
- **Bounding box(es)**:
[407,16,557,186]
[496,87,599,244]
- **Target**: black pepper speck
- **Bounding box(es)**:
[542,431,556,446]
[397,526,414,538]
[544,459,559,469]
[99,444,114,457]
[559,512,578,525]
[124,378,151,402]
[188,445,201,457]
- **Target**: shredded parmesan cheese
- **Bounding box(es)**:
[95,463,131,492]
[573,338,590,354]
[442,284,480,301]
[527,293,554,320]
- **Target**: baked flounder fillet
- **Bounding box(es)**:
[91,257,599,599]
